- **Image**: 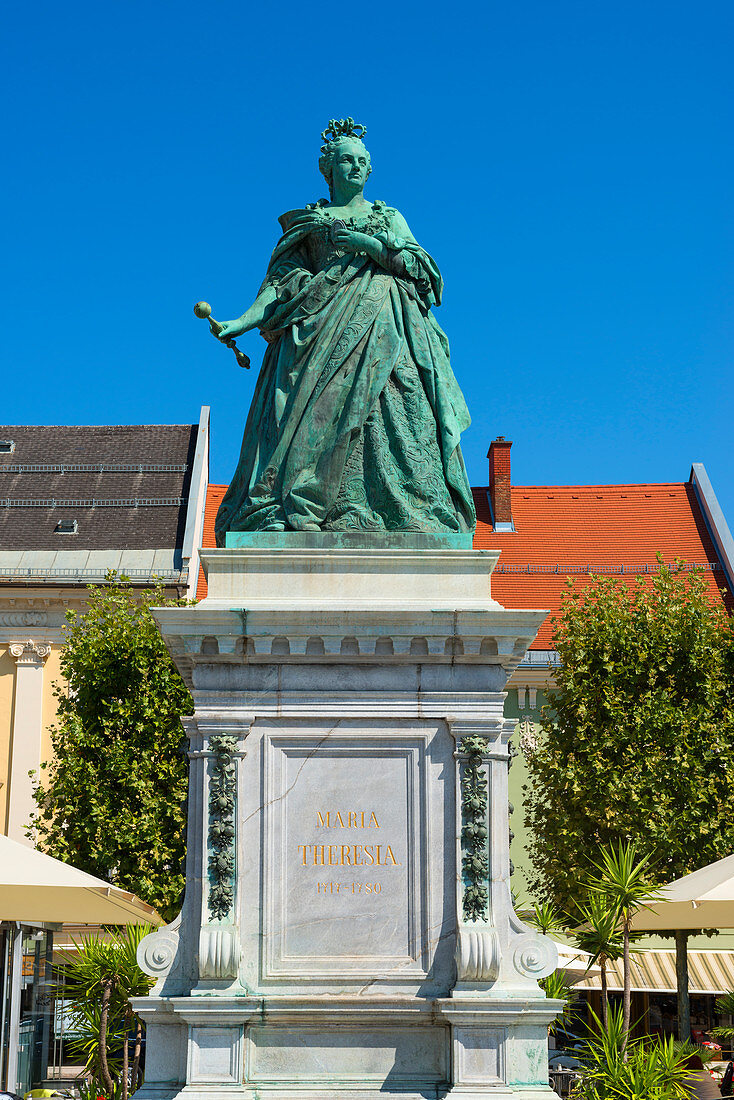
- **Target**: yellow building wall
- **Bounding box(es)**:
[0,642,65,838]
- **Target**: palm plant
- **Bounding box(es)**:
[673,1038,717,1065]
[526,900,568,935]
[573,893,625,1027]
[712,990,734,1042]
[60,925,155,1098]
[77,1077,126,1100]
[539,968,577,1035]
[585,841,661,1056]
[575,1002,692,1100]
[66,999,124,1084]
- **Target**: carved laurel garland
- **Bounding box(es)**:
[460,736,490,920]
[207,734,237,920]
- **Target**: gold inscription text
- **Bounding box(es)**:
[316,881,382,894]
[298,843,399,867]
[315,810,380,829]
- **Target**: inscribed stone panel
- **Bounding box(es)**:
[262,732,429,978]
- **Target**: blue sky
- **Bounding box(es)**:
[3,1,733,524]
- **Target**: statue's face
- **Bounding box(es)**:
[331,139,370,191]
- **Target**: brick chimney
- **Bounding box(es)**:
[488,436,513,531]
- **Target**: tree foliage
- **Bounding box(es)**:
[31,578,192,919]
[524,562,734,912]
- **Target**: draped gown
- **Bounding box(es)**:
[215,199,476,543]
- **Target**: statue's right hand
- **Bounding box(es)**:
[213,317,248,341]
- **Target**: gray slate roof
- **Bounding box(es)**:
[0,424,197,554]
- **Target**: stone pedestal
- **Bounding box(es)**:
[135,535,560,1099]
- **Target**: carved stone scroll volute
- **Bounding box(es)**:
[195,730,245,987]
[137,913,182,995]
[450,719,558,995]
[451,730,502,987]
[198,924,240,981]
[455,925,500,982]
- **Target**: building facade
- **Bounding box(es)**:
[0,409,209,846]
[0,409,210,1093]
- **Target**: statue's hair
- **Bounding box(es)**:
[319,118,371,199]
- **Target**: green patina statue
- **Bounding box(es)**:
[211,118,476,542]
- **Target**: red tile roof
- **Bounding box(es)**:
[198,480,730,650]
[474,483,729,648]
[196,483,227,599]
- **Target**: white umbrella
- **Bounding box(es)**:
[632,852,734,1041]
[553,939,601,981]
[633,853,734,933]
[0,833,160,924]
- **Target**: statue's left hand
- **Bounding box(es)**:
[333,228,374,255]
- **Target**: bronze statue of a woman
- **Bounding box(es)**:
[210,119,476,543]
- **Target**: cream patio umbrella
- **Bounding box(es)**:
[553,939,601,982]
[632,852,734,1040]
[632,853,734,933]
[0,833,160,924]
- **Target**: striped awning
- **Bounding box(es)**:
[575,950,734,995]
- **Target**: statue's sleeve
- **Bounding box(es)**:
[255,208,322,307]
[374,210,443,308]
[256,212,337,335]
[258,240,313,304]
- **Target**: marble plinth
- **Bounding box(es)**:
[134,537,560,1099]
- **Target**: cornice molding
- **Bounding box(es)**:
[0,612,47,627]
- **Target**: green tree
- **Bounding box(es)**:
[524,561,734,1037]
[30,577,192,919]
[525,563,734,909]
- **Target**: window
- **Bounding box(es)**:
[54,519,78,534]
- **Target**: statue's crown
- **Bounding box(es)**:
[320,117,367,146]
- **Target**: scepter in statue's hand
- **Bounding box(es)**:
[194,302,250,369]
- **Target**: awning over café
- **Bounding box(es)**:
[574,950,734,995]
